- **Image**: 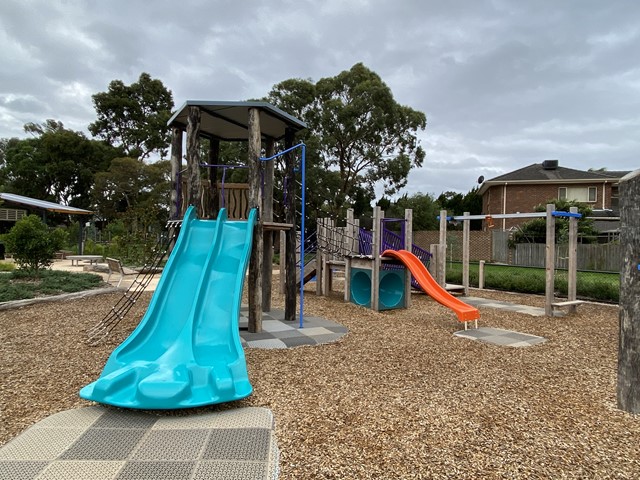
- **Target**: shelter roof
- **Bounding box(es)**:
[0,192,92,215]
[167,101,307,141]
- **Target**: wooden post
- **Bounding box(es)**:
[284,128,297,322]
[567,206,578,314]
[280,230,286,294]
[462,211,470,296]
[317,218,325,296]
[169,127,183,220]
[371,206,383,311]
[429,244,439,279]
[186,107,201,214]
[617,170,640,413]
[247,107,263,333]
[346,208,355,255]
[262,139,275,312]
[478,260,485,289]
[404,208,412,308]
[208,139,220,219]
[439,210,447,287]
[544,203,556,317]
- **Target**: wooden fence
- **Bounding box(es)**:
[513,243,622,271]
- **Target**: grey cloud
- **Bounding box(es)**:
[0,0,638,199]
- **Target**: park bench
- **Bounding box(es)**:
[106,257,138,287]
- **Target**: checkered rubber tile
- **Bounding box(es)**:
[454,326,547,347]
[0,406,279,480]
[239,307,348,349]
[465,297,565,317]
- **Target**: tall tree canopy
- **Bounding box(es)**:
[383,192,440,230]
[92,157,171,223]
[267,63,426,217]
[89,73,174,160]
[0,120,119,209]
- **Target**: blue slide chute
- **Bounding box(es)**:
[80,206,256,409]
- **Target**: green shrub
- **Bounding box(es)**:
[0,261,15,272]
[2,215,67,275]
[0,270,103,302]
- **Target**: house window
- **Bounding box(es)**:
[558,186,597,203]
[611,186,619,209]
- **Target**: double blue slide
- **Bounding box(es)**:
[80,206,256,409]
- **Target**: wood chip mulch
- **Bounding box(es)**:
[1,280,638,479]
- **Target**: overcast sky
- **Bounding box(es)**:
[1,0,638,200]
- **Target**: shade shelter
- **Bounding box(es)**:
[167,101,307,333]
[0,192,93,253]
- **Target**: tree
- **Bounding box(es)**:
[267,63,426,217]
[92,157,171,224]
[386,193,440,231]
[510,199,598,245]
[3,215,66,274]
[0,121,119,209]
[436,191,465,214]
[89,73,174,160]
[437,187,483,230]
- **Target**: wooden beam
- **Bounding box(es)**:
[567,206,578,313]
[207,139,220,219]
[371,206,383,311]
[247,107,263,333]
[262,138,275,313]
[404,208,412,308]
[438,210,447,287]
[462,211,470,296]
[544,203,556,317]
[284,127,297,321]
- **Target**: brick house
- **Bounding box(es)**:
[478,160,631,230]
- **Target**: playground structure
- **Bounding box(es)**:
[435,205,584,316]
[290,205,480,327]
[82,101,309,409]
[167,101,307,332]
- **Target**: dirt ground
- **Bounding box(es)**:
[1,279,638,479]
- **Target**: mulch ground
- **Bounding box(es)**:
[1,280,638,479]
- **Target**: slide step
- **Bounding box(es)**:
[551,300,585,308]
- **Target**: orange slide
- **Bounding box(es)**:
[382,249,480,324]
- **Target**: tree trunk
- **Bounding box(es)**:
[247,108,263,333]
[284,128,297,322]
[617,170,640,413]
[186,107,201,215]
[169,127,183,220]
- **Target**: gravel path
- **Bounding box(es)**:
[1,282,638,479]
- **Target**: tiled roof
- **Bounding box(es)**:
[487,163,620,182]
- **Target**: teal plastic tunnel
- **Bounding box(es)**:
[349,267,405,310]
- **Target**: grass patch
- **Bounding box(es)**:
[0,269,104,303]
[446,262,619,302]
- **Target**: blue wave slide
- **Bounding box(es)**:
[80,206,256,409]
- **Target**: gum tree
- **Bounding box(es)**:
[267,63,426,217]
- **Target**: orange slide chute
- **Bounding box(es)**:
[382,249,480,323]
